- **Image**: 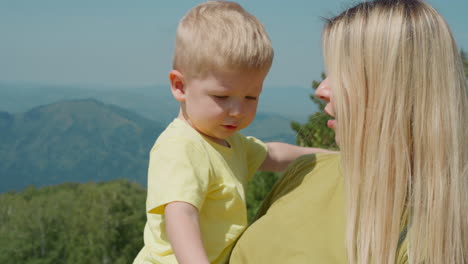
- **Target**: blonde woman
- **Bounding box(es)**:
[230,0,468,263]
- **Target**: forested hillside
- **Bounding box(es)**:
[0,99,164,193]
[0,180,146,264]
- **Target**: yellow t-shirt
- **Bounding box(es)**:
[230,153,408,263]
[134,118,268,264]
[230,153,346,264]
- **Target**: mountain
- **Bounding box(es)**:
[0,99,299,193]
[0,82,177,125]
[242,112,296,143]
[0,99,164,193]
[0,82,317,124]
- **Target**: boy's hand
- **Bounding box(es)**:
[165,202,210,264]
[259,142,336,172]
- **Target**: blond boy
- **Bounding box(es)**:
[134,1,327,263]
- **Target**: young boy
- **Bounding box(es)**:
[134,1,327,263]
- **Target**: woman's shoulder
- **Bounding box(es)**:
[274,152,341,196]
[230,152,347,264]
[286,152,341,174]
[252,152,342,222]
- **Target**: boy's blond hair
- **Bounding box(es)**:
[173,1,273,80]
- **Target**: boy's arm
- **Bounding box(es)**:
[165,202,210,264]
[259,142,336,172]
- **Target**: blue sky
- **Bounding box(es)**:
[1,0,467,88]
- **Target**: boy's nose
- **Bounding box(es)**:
[228,100,243,117]
[315,77,331,102]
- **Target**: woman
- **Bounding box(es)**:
[230,0,468,263]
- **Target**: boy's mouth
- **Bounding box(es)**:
[223,125,238,130]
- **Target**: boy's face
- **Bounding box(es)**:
[173,69,267,146]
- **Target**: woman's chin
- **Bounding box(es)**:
[326,119,339,146]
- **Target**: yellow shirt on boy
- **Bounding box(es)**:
[134,118,267,264]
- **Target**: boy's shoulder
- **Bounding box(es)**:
[155,118,201,142]
[157,118,197,139]
[152,118,208,153]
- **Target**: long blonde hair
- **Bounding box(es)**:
[323,0,468,263]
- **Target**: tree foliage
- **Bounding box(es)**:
[246,171,280,222]
[0,180,146,264]
[291,73,338,149]
[462,50,468,78]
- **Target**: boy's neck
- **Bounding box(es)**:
[176,114,230,148]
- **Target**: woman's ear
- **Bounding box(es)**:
[169,70,186,102]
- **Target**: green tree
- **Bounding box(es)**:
[246,171,280,222]
[0,180,146,264]
[291,73,338,149]
[462,50,468,78]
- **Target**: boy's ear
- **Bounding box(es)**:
[169,70,186,102]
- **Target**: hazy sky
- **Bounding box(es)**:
[1,0,467,88]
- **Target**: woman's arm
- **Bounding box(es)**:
[165,202,210,264]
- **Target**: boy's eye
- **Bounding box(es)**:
[246,96,257,101]
[213,95,228,99]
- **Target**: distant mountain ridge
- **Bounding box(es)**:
[0,99,298,193]
[0,99,164,193]
[0,82,317,124]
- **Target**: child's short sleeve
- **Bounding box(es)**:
[243,136,268,179]
[146,139,211,214]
